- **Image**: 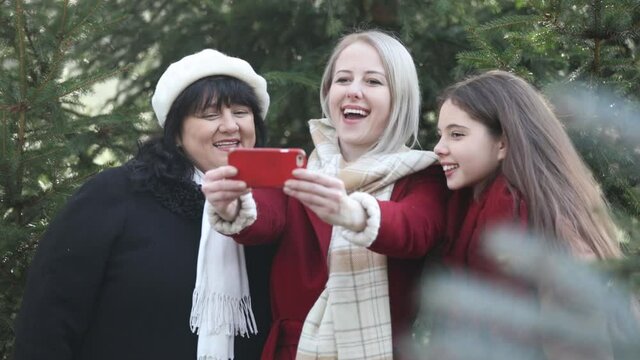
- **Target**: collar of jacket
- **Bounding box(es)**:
[126,161,204,221]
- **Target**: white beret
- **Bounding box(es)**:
[151,49,269,128]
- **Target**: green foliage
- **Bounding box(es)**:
[0,0,141,356]
[450,0,640,295]
[1,0,639,357]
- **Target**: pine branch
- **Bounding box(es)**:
[35,0,73,95]
[456,50,505,72]
[456,50,496,64]
[475,14,543,32]
[263,71,319,89]
[567,62,590,82]
[10,167,101,223]
[56,64,132,102]
[64,0,104,43]
[21,146,68,164]
[61,106,91,118]
[34,1,108,99]
[465,29,510,69]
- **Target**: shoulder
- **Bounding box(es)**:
[486,175,523,207]
[482,175,528,225]
[392,164,447,197]
[397,164,445,184]
[87,166,130,185]
[78,166,131,195]
[66,166,133,210]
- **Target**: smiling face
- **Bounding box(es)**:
[179,104,256,172]
[327,41,391,162]
[434,99,507,193]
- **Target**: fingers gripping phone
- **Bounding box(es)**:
[228,148,307,188]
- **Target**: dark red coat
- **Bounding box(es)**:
[444,174,528,277]
[233,166,448,359]
[439,175,543,359]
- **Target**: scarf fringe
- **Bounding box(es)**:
[190,287,257,337]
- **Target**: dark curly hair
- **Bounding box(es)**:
[129,75,267,187]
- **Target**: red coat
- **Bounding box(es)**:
[441,175,542,358]
[444,176,616,360]
[444,174,528,277]
[233,166,448,359]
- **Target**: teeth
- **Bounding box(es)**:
[343,108,368,116]
[442,164,459,172]
[214,140,239,147]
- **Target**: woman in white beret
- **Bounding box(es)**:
[14,49,273,360]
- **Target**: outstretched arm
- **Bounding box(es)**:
[284,166,448,258]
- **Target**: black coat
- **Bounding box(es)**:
[14,165,273,359]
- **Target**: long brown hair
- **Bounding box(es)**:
[440,70,621,259]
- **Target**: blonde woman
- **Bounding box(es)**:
[202,30,448,359]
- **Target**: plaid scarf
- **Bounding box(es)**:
[296,119,437,359]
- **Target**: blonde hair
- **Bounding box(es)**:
[320,30,421,155]
[440,70,621,259]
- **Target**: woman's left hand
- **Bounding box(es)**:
[284,169,365,231]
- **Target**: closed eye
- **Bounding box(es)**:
[202,113,220,120]
[233,110,250,117]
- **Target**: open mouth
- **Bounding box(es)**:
[442,164,459,172]
[343,107,370,120]
[213,139,240,151]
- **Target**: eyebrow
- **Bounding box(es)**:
[334,69,386,76]
[437,123,469,132]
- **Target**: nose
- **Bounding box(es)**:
[346,81,363,99]
[433,137,448,157]
[219,110,239,133]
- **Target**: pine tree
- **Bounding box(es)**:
[0,0,141,356]
[454,0,640,291]
[4,0,637,355]
[57,0,509,150]
[1,0,504,353]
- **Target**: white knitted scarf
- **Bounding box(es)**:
[296,119,437,360]
[190,169,256,360]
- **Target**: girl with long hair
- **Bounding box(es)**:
[435,70,621,264]
[434,69,622,359]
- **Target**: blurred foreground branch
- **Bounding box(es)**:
[416,228,640,360]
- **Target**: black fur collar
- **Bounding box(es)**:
[146,176,204,221]
[126,161,204,221]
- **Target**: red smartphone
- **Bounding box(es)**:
[228,148,307,188]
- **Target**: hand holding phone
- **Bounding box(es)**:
[228,148,307,188]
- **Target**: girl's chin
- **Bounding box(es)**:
[445,179,466,191]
